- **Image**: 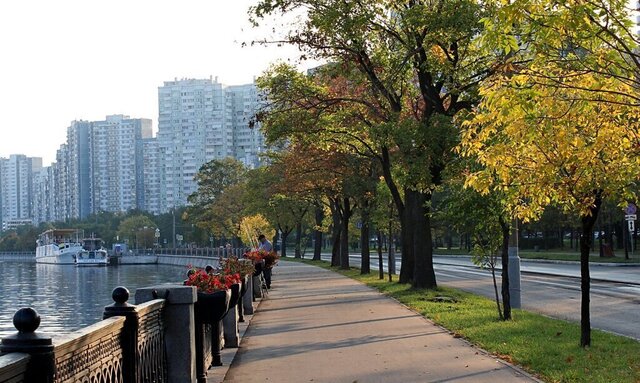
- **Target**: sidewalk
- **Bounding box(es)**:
[223,261,540,383]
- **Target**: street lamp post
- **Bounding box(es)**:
[172,209,176,249]
[508,218,521,308]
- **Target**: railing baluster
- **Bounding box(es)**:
[104,286,138,383]
[0,308,55,383]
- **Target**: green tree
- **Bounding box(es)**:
[438,178,513,320]
[243,164,311,258]
[252,0,500,288]
[117,215,157,249]
[187,158,247,222]
[185,158,249,246]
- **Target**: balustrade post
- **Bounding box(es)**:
[136,285,197,383]
[103,286,138,383]
[243,275,254,315]
[222,283,240,348]
[0,308,55,383]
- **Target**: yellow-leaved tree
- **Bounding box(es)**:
[459,65,640,347]
[239,214,275,249]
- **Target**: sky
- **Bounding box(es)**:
[0,0,309,166]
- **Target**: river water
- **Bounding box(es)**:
[0,261,187,339]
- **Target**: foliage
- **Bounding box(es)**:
[242,164,312,256]
[251,0,504,287]
[185,158,248,241]
[116,215,157,248]
[459,68,640,220]
[184,268,227,293]
[437,172,512,319]
[243,249,280,268]
[219,256,255,277]
[460,10,640,346]
[481,0,639,101]
[239,214,275,247]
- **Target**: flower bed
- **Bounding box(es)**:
[243,249,280,268]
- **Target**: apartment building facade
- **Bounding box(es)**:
[226,83,265,168]
[0,154,42,230]
[156,77,234,212]
[5,77,265,228]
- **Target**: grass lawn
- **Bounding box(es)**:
[287,258,640,383]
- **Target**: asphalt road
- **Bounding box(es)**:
[315,253,640,340]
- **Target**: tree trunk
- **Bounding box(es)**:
[491,263,503,320]
[499,216,511,320]
[340,197,352,270]
[399,188,415,284]
[380,147,412,283]
[331,232,340,266]
[294,222,302,258]
[313,202,324,261]
[330,199,341,267]
[281,231,289,258]
[377,230,384,280]
[411,190,437,289]
[579,191,602,347]
[624,219,629,260]
[388,234,394,282]
[360,201,371,274]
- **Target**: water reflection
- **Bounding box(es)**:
[0,261,186,339]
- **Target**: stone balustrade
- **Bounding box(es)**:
[0,278,256,383]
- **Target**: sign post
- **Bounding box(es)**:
[625,204,636,256]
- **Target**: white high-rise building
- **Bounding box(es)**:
[89,115,152,213]
[0,154,42,230]
[66,120,92,219]
[157,77,233,211]
[32,166,55,225]
[53,143,71,222]
[227,83,266,168]
[142,137,161,215]
[25,78,266,222]
[35,116,153,223]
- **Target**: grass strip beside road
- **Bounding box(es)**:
[285,258,640,383]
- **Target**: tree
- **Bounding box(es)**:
[242,165,311,258]
[437,178,513,320]
[460,68,640,346]
[185,158,249,246]
[482,0,639,102]
[239,214,275,248]
[252,0,500,288]
[117,215,157,249]
[371,180,401,281]
[186,158,248,230]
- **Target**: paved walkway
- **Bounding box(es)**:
[223,261,540,383]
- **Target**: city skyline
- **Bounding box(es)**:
[0,0,312,166]
[0,77,267,228]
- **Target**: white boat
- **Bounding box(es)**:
[76,237,109,267]
[35,229,84,265]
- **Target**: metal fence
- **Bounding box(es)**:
[0,282,237,383]
[0,290,168,383]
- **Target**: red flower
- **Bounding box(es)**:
[185,268,227,293]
